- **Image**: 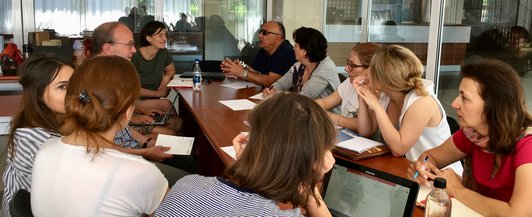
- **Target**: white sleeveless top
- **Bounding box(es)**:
[398,90,464,175]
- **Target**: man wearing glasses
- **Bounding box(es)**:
[221,20,296,87]
[84,22,192,179]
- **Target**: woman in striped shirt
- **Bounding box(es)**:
[156,92,335,216]
[2,53,74,217]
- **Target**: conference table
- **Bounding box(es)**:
[176,78,424,217]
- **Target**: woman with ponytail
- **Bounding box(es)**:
[31,56,168,217]
[353,45,462,173]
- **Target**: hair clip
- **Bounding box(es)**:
[78,90,91,104]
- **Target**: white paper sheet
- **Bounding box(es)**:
[168,79,193,88]
[219,99,256,111]
[248,92,264,100]
[336,136,383,153]
[221,81,258,89]
[156,134,194,155]
[221,146,237,160]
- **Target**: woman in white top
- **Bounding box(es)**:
[31,56,168,217]
[353,45,462,173]
[316,42,380,131]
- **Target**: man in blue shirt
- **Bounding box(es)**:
[221,20,296,87]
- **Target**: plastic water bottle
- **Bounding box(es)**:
[425,177,452,217]
[192,59,202,91]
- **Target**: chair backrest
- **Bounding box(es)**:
[338,73,348,83]
[9,189,34,217]
[447,116,460,134]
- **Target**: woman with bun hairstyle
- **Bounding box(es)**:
[31,56,168,217]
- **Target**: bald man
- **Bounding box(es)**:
[221,20,296,87]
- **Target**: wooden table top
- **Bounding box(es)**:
[0,95,21,116]
[0,75,20,81]
[176,79,423,217]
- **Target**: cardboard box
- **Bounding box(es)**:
[34,32,50,46]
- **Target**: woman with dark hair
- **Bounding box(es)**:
[132,20,181,136]
[133,20,175,97]
[264,27,340,100]
[408,59,532,216]
[31,56,168,216]
[156,92,335,216]
[1,53,74,217]
[316,42,380,131]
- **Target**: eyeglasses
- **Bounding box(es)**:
[346,59,368,69]
[110,41,135,49]
[259,29,281,36]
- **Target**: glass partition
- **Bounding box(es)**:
[0,0,14,51]
[203,0,266,61]
[437,0,532,115]
[0,0,12,33]
[323,0,364,67]
[368,0,430,66]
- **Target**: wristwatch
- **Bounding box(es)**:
[241,69,249,81]
[142,137,153,148]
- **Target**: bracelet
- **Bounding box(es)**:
[142,138,152,148]
[336,117,341,126]
[241,69,248,80]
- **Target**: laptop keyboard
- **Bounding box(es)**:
[153,113,169,123]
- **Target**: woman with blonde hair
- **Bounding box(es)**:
[354,45,462,173]
[156,92,335,216]
[31,56,168,216]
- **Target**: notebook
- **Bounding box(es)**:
[129,94,178,126]
[334,128,390,160]
[323,157,419,217]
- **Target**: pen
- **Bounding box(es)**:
[412,155,429,179]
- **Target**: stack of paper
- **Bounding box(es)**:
[156,134,194,155]
[336,136,383,153]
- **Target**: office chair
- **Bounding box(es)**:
[338,73,348,83]
[9,189,34,217]
[447,116,460,134]
[447,116,465,167]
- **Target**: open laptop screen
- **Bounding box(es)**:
[323,158,419,217]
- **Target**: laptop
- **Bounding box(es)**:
[129,94,178,126]
[322,157,419,217]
